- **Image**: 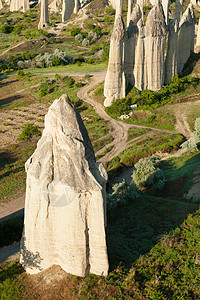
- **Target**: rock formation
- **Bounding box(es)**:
[10,0,23,11]
[162,0,169,24]
[115,0,123,20]
[175,0,183,22]
[104,1,195,106]
[165,18,179,84]
[23,0,29,12]
[144,3,167,90]
[196,19,200,46]
[0,0,3,9]
[177,3,195,73]
[127,0,134,26]
[62,0,74,22]
[38,0,49,29]
[74,0,80,14]
[20,94,109,277]
[104,16,127,107]
[125,4,142,86]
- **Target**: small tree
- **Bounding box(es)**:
[132,157,166,190]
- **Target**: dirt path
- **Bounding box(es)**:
[0,41,26,57]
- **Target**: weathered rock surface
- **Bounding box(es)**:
[125,4,142,85]
[162,0,169,24]
[175,0,183,22]
[10,0,23,11]
[165,18,179,84]
[196,19,200,46]
[74,0,80,14]
[143,3,167,90]
[115,0,123,20]
[62,0,74,22]
[104,16,127,107]
[127,0,134,26]
[0,0,3,9]
[20,94,109,277]
[177,3,195,73]
[38,0,49,29]
[23,0,29,12]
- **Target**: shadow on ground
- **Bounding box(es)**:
[107,152,200,270]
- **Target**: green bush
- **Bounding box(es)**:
[132,157,166,190]
[18,123,41,141]
[71,27,81,36]
[0,24,13,34]
[107,180,140,209]
[86,23,95,29]
[104,6,115,15]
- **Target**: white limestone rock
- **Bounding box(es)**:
[162,0,169,25]
[177,3,195,73]
[0,0,3,9]
[125,4,142,85]
[38,0,49,29]
[144,3,167,90]
[196,19,200,46]
[10,0,23,11]
[175,0,183,22]
[127,0,134,26]
[104,16,127,107]
[74,0,80,14]
[23,0,29,12]
[62,0,74,22]
[115,0,123,21]
[20,94,109,277]
[165,18,179,84]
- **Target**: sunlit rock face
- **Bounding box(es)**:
[20,94,109,277]
[177,3,195,73]
[103,1,195,106]
[38,0,49,29]
[104,16,127,107]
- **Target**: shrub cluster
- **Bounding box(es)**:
[107,180,140,209]
[132,156,166,190]
[18,123,41,141]
[181,117,200,151]
[106,75,200,116]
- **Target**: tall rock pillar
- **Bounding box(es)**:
[144,3,167,90]
[115,0,123,20]
[38,0,49,29]
[125,4,142,86]
[165,19,179,84]
[175,0,183,22]
[196,19,200,46]
[62,0,74,22]
[23,0,30,12]
[10,0,23,11]
[127,0,134,26]
[177,3,195,73]
[0,0,3,9]
[20,94,109,277]
[73,0,79,14]
[104,16,127,107]
[162,0,169,25]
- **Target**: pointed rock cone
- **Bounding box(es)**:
[144,3,167,90]
[125,4,142,85]
[38,0,49,29]
[62,0,74,22]
[161,0,169,25]
[177,3,195,73]
[175,0,183,22]
[104,15,127,107]
[127,0,134,26]
[165,18,179,84]
[20,94,109,277]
